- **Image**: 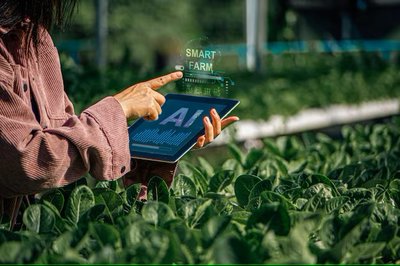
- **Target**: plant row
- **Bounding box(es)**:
[0,118,399,263]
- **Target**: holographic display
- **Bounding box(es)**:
[176,38,234,97]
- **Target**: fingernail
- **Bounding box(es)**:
[176,72,183,78]
[211,109,217,115]
[204,116,210,123]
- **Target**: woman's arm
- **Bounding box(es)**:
[0,79,131,197]
[0,60,184,199]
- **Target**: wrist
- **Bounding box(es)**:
[113,95,128,119]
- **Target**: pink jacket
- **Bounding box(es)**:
[0,24,181,229]
[0,22,178,227]
[0,24,132,198]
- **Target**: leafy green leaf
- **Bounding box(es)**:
[52,231,74,254]
[142,202,175,227]
[122,220,152,247]
[202,216,231,248]
[79,204,106,224]
[173,175,197,198]
[128,230,177,264]
[247,203,291,236]
[274,157,289,176]
[0,229,21,245]
[231,211,251,225]
[65,185,95,225]
[40,201,67,234]
[23,204,55,234]
[93,188,124,223]
[178,199,213,228]
[179,161,208,195]
[234,174,262,207]
[222,158,243,173]
[40,189,65,212]
[93,188,123,211]
[302,174,340,196]
[211,235,256,263]
[228,143,244,165]
[0,241,35,263]
[263,139,282,157]
[208,170,235,192]
[259,191,297,210]
[244,148,264,169]
[89,246,116,264]
[147,176,170,204]
[197,157,214,177]
[95,180,118,191]
[123,183,141,208]
[344,242,386,263]
[248,179,273,202]
[289,160,308,174]
[89,223,121,249]
[325,196,350,213]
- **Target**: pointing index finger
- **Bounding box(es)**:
[147,71,183,90]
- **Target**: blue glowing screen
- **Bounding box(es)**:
[128,94,238,161]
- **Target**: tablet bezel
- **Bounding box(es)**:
[128,93,240,163]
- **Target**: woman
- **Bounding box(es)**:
[0,0,238,225]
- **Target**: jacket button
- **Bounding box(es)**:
[121,166,126,174]
[23,83,28,92]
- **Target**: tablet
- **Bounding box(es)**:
[128,93,239,163]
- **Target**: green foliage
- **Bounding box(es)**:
[1,119,400,263]
[62,52,400,121]
[232,52,400,120]
[58,0,246,70]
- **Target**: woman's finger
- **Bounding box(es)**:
[154,99,162,116]
[145,103,161,120]
[210,108,222,136]
[196,135,206,148]
[203,116,214,142]
[151,90,166,106]
[193,115,239,149]
[147,71,183,90]
[221,116,240,128]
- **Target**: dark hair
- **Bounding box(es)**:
[0,0,77,43]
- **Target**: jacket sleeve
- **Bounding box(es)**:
[0,61,131,198]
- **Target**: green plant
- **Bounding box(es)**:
[1,118,399,264]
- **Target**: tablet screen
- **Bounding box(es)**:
[128,94,239,162]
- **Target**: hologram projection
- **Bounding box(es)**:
[175,38,234,97]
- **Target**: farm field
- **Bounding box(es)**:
[2,0,400,264]
[1,118,399,264]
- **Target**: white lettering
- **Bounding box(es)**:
[185,49,217,59]
[160,108,188,127]
[160,108,204,128]
[185,48,191,57]
[183,110,204,128]
[188,61,213,72]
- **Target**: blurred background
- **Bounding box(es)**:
[55,0,400,150]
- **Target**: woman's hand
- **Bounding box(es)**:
[114,71,183,121]
[195,109,239,148]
